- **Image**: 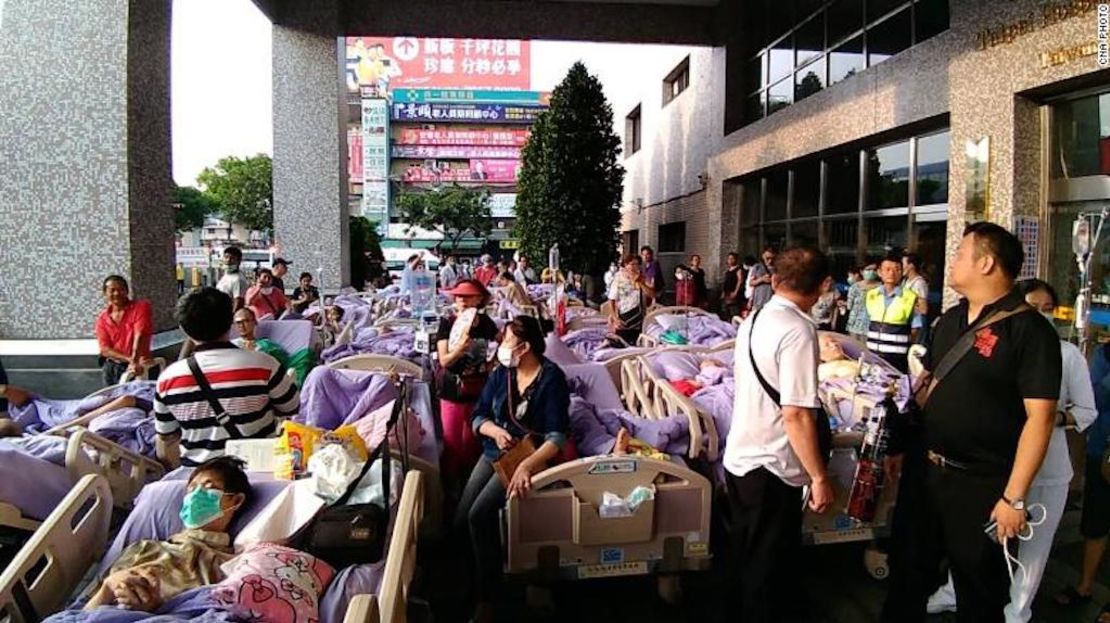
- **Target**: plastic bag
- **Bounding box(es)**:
[309,444,363,504]
[347,457,403,508]
[598,486,655,519]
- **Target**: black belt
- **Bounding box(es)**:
[926,450,970,471]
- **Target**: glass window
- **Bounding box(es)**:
[795,58,826,102]
[740,226,760,258]
[829,36,865,86]
[768,35,794,84]
[914,0,950,43]
[867,7,912,66]
[745,91,767,124]
[916,130,950,206]
[1052,92,1110,179]
[745,54,767,91]
[767,2,795,44]
[763,223,788,250]
[866,215,908,256]
[765,169,789,221]
[824,217,861,278]
[826,151,861,214]
[828,0,864,46]
[868,140,911,210]
[791,220,820,247]
[868,0,908,21]
[625,105,642,155]
[658,222,686,253]
[1048,203,1110,308]
[795,12,825,67]
[768,77,793,115]
[793,160,821,218]
[741,178,763,225]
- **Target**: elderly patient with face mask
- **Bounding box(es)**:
[83,457,252,613]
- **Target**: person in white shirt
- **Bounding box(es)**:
[513,255,537,285]
[440,256,461,291]
[215,246,249,312]
[927,278,1097,622]
[724,246,834,623]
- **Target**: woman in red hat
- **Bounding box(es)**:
[435,279,499,485]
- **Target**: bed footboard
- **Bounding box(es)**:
[350,471,424,623]
[63,428,164,510]
[504,456,711,581]
[0,475,113,623]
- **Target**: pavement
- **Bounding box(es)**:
[420,494,1109,623]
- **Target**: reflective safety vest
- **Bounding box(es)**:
[865,287,917,356]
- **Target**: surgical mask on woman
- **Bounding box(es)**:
[261,286,273,295]
[862,270,878,282]
[497,343,521,368]
[180,487,226,530]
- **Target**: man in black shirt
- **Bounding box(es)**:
[882,222,1060,623]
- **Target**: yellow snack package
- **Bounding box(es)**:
[274,421,323,480]
[320,425,369,462]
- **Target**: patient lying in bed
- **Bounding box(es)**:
[0,418,22,438]
[670,358,729,397]
[82,457,250,613]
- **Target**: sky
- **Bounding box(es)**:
[171,0,692,186]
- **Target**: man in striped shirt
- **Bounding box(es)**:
[154,288,299,468]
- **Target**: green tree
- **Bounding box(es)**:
[172,184,215,233]
[395,184,492,252]
[514,62,625,277]
[349,216,384,289]
[197,154,273,232]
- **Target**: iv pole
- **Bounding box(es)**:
[1073,206,1108,357]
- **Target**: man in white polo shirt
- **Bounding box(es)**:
[724,246,834,623]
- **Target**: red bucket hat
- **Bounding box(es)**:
[444,279,490,299]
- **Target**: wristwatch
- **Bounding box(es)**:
[1001,494,1026,511]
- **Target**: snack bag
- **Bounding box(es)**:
[320,425,369,462]
[274,422,322,480]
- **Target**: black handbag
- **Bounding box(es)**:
[303,387,404,568]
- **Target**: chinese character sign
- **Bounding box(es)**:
[468,159,521,183]
[401,161,519,184]
[391,102,544,124]
[361,99,390,222]
[489,193,517,219]
[348,128,363,180]
[345,37,531,93]
[397,128,530,147]
[391,145,522,159]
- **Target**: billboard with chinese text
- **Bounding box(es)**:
[397,128,530,147]
[361,99,390,223]
[348,128,363,180]
[391,102,544,124]
[468,159,520,183]
[393,89,549,105]
[401,162,517,184]
[391,145,521,159]
[345,37,530,94]
[489,193,517,219]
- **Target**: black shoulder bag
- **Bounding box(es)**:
[304,381,406,568]
[747,308,833,462]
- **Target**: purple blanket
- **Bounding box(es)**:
[568,397,690,457]
[0,439,75,519]
[563,327,610,360]
[646,315,737,347]
[322,326,424,364]
[297,368,399,430]
[10,381,156,433]
[89,408,156,457]
[46,588,233,623]
[690,378,735,452]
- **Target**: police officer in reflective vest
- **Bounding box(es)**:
[865,254,923,372]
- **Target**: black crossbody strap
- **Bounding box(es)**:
[930,304,1032,386]
[334,389,404,507]
[747,308,781,408]
[186,356,242,439]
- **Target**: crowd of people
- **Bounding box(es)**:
[3,225,1109,623]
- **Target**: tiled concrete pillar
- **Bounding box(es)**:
[0,0,175,338]
[272,5,350,290]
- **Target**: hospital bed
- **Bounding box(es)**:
[0,470,426,623]
[322,356,442,536]
[503,455,711,584]
[0,427,163,534]
[636,306,721,347]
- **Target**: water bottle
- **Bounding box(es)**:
[411,266,434,317]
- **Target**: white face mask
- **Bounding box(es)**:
[261,286,273,295]
[497,343,521,368]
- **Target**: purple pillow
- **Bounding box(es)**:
[649,351,701,382]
